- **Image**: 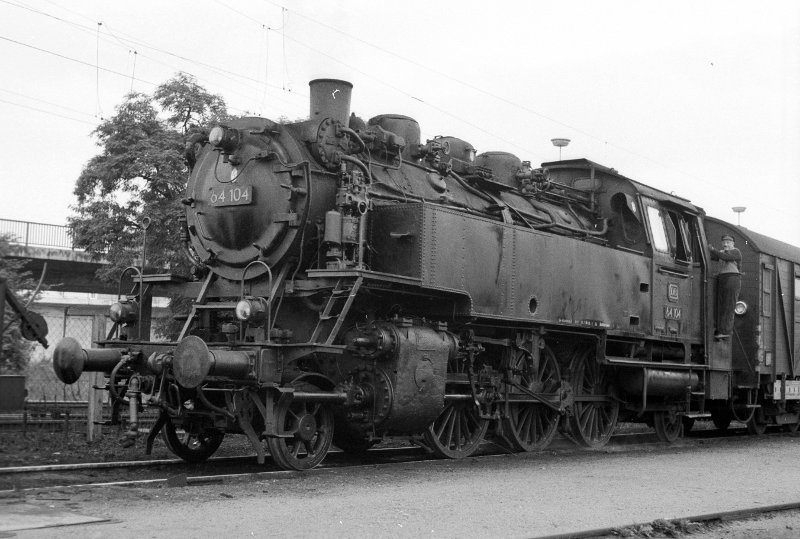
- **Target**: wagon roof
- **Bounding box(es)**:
[705,216,800,263]
[542,158,701,213]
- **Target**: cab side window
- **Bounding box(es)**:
[646,206,670,253]
[645,200,692,263]
[666,211,691,263]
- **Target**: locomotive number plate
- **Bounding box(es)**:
[664,306,682,320]
[209,185,252,207]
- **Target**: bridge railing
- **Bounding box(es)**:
[0,218,76,250]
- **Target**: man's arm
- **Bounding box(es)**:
[713,248,741,262]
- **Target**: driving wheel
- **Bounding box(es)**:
[501,346,561,451]
[564,346,619,448]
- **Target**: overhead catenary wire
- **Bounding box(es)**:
[95,22,103,118]
[1,1,794,226]
[0,87,96,119]
[0,97,96,126]
[252,0,769,205]
[2,0,306,116]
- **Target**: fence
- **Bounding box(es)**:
[1,308,165,450]
[0,218,75,250]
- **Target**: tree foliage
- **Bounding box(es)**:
[70,73,229,281]
[154,72,228,135]
[1,233,39,373]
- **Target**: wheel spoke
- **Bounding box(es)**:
[425,402,488,459]
[435,406,454,438]
[566,347,619,448]
[267,384,334,471]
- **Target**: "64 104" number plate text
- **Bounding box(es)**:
[209,185,252,207]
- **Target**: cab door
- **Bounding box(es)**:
[643,198,699,341]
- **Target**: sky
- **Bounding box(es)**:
[1,0,799,247]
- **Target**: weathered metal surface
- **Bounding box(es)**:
[414,203,651,330]
[344,322,450,433]
[48,78,800,469]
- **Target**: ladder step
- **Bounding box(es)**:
[331,289,351,296]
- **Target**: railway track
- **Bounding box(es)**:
[1,423,785,493]
[539,502,800,539]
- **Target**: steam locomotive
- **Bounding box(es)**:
[53,79,800,470]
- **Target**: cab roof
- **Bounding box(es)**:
[542,158,702,214]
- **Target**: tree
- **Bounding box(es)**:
[154,72,228,135]
[70,73,229,281]
[0,233,39,373]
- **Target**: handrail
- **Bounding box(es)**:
[0,218,75,250]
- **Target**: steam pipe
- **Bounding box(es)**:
[337,126,367,154]
[340,154,373,183]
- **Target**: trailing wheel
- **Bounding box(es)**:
[711,408,732,431]
[502,346,561,451]
[653,411,682,443]
[162,421,224,463]
[267,386,335,470]
[746,407,768,435]
[424,401,488,459]
[564,346,619,448]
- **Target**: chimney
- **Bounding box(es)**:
[309,79,353,126]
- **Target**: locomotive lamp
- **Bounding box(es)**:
[109,299,139,324]
[734,300,748,315]
[208,125,241,154]
[235,296,269,324]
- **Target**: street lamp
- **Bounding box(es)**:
[551,138,570,160]
[732,206,746,226]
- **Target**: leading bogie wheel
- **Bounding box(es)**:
[267,385,335,471]
[501,346,561,452]
[424,401,489,459]
[653,411,682,443]
[564,346,619,449]
[162,421,224,463]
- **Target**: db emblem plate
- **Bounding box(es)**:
[668,283,679,302]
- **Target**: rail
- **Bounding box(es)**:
[0,218,76,250]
